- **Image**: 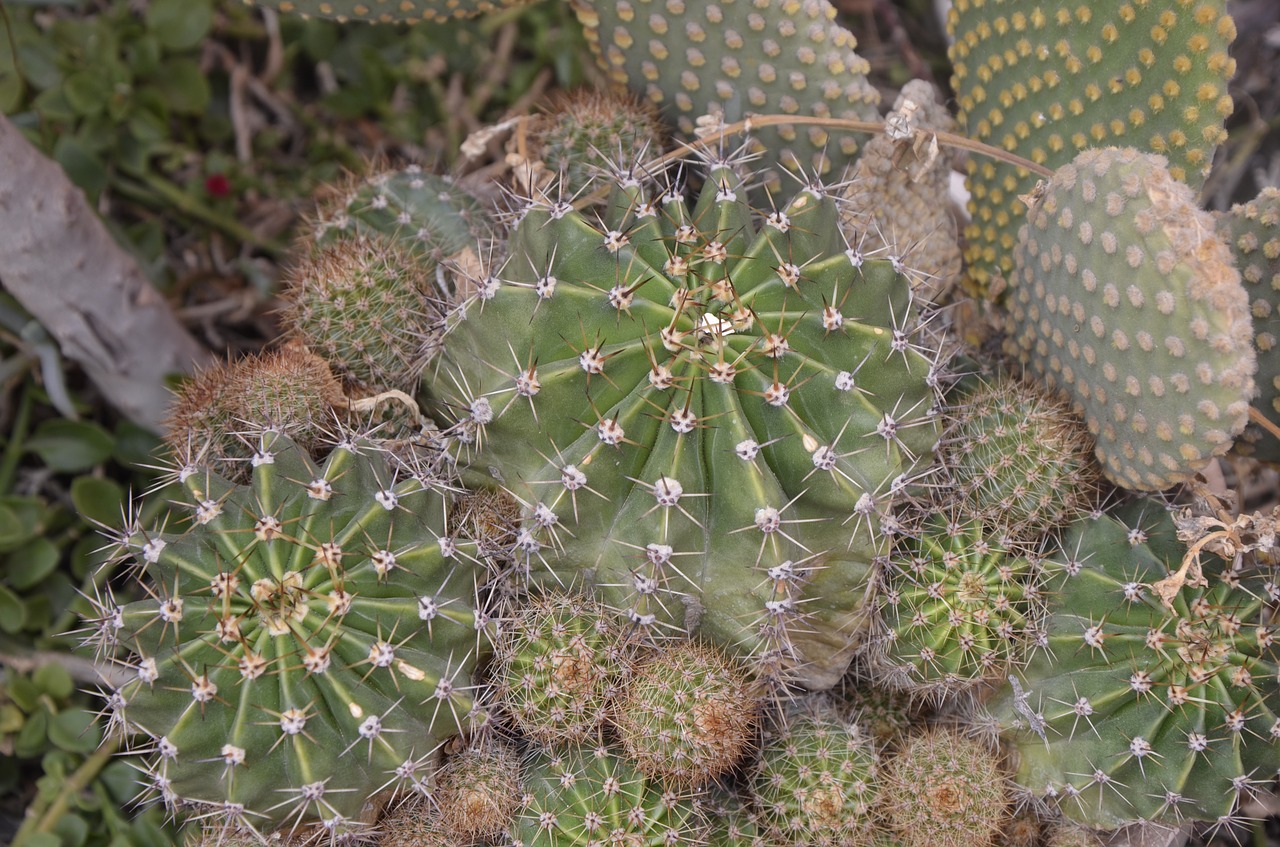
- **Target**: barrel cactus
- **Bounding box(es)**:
[987,498,1280,829]
[427,152,941,687]
[89,431,494,836]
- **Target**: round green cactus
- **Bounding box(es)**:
[428,153,941,687]
[1005,146,1255,491]
[875,513,1041,694]
[751,704,880,847]
[90,432,494,836]
[510,744,708,847]
[987,498,1280,829]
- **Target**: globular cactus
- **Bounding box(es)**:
[510,744,708,847]
[248,0,531,23]
[571,0,881,183]
[947,0,1237,295]
[987,498,1280,829]
[838,674,925,751]
[512,88,666,198]
[165,346,346,481]
[1004,146,1255,491]
[937,376,1101,545]
[89,431,493,836]
[840,80,963,305]
[611,640,763,789]
[433,738,523,842]
[874,512,1040,695]
[429,152,941,688]
[878,728,1010,847]
[493,592,631,746]
[1217,187,1280,462]
[750,704,879,847]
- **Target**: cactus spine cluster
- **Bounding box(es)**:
[1005,146,1256,491]
[90,432,493,835]
[988,498,1280,829]
[430,153,941,686]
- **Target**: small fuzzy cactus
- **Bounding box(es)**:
[947,0,1237,294]
[751,705,879,847]
[1005,147,1256,491]
[510,744,708,847]
[612,640,763,789]
[879,729,1010,847]
[90,432,493,835]
[433,738,523,842]
[938,376,1101,545]
[1218,187,1280,462]
[165,346,346,481]
[430,152,941,687]
[494,592,631,746]
[988,498,1280,829]
[875,513,1041,695]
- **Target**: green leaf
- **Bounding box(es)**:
[0,584,27,634]
[53,813,90,847]
[152,58,210,116]
[145,0,213,51]
[6,538,61,591]
[26,419,114,473]
[48,708,100,754]
[70,476,124,527]
[33,662,73,700]
[51,135,109,201]
[14,706,48,757]
[62,70,111,117]
[23,833,61,847]
[0,503,28,551]
[6,675,40,713]
[0,496,49,552]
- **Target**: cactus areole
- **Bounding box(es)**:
[431,158,940,686]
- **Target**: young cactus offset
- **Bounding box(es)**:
[947,0,1237,295]
[1005,146,1255,491]
[430,152,941,687]
[89,432,493,836]
[986,498,1280,829]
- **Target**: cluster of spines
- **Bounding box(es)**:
[1004,146,1255,491]
[432,151,943,688]
[90,431,494,836]
[987,498,1280,829]
[947,0,1237,295]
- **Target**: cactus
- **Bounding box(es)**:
[250,0,531,23]
[947,0,1237,295]
[428,151,941,687]
[433,738,523,841]
[494,592,631,746]
[90,431,493,835]
[986,498,1280,829]
[839,80,963,305]
[874,512,1040,695]
[611,640,763,789]
[838,675,924,751]
[1217,187,1280,463]
[937,376,1101,545]
[165,346,346,482]
[878,728,1010,847]
[1004,147,1255,491]
[570,0,881,184]
[750,704,879,847]
[510,744,708,847]
[513,88,667,198]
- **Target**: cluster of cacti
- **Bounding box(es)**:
[946,0,1238,296]
[90,431,494,837]
[1005,146,1256,490]
[84,0,1280,845]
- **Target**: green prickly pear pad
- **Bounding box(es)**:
[429,154,941,687]
[988,499,1280,829]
